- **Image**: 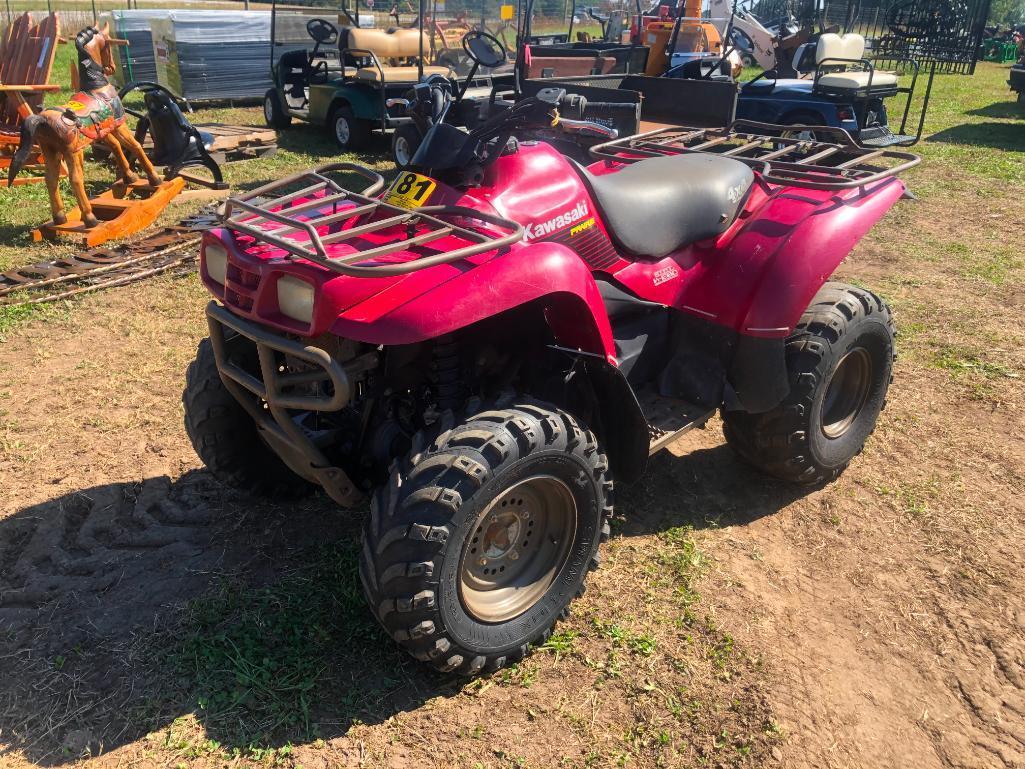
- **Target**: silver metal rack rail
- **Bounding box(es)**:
[589,120,921,191]
[222,162,524,278]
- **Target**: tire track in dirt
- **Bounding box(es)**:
[0,472,213,613]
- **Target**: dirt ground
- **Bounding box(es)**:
[2,72,1025,768]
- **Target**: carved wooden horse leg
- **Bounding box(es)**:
[111,122,161,186]
[42,146,66,225]
[99,132,138,184]
[63,148,98,227]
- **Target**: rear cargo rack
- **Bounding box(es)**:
[222,162,524,277]
[589,120,921,190]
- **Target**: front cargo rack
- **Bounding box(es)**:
[589,120,921,190]
[222,162,524,278]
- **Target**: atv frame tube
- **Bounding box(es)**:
[206,301,378,506]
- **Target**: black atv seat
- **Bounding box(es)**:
[577,154,754,259]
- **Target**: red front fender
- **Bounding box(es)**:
[330,241,617,361]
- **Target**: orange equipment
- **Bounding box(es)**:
[642,0,725,76]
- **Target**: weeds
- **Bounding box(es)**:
[171,542,385,745]
[932,345,1018,380]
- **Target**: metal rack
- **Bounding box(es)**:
[589,120,921,191]
[223,162,524,278]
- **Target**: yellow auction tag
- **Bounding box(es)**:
[383,171,436,209]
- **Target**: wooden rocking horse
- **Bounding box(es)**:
[7,25,184,246]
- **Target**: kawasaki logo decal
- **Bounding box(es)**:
[524,202,589,241]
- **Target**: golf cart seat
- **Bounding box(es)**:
[816,70,898,89]
[355,65,452,82]
[577,154,753,259]
[813,34,898,91]
[341,27,449,84]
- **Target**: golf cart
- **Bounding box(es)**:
[729,0,934,147]
[425,0,519,77]
[263,0,454,150]
[519,0,649,77]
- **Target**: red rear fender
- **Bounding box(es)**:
[738,178,906,337]
[330,241,617,360]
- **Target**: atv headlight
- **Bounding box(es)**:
[204,242,228,285]
[277,275,315,324]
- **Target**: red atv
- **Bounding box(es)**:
[184,68,919,674]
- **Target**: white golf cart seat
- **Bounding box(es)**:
[814,33,898,90]
[341,27,451,83]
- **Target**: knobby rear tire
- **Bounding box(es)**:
[359,397,612,676]
[723,281,895,485]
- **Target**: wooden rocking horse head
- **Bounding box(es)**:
[7,24,161,229]
[71,24,120,91]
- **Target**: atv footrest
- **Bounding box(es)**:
[638,390,714,455]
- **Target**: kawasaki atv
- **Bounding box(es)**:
[183,46,920,675]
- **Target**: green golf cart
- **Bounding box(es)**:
[263,0,453,150]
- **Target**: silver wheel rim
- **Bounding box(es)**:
[335,116,351,145]
[264,96,274,124]
[394,134,412,166]
[459,475,577,624]
[821,347,873,439]
[783,126,817,143]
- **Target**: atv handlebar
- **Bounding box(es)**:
[554,92,637,121]
[400,82,635,173]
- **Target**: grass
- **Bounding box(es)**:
[931,344,1019,380]
[170,542,384,746]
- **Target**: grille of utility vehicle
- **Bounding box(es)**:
[589,120,921,191]
[222,162,524,278]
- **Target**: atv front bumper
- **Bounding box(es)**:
[205,301,376,507]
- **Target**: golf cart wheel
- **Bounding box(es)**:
[183,337,313,499]
[779,110,826,143]
[263,89,292,129]
[722,282,895,486]
[391,123,422,169]
[329,104,371,150]
[360,399,612,675]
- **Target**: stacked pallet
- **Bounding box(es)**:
[101,10,168,87]
[103,10,313,101]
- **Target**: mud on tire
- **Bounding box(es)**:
[360,397,612,675]
[183,337,313,499]
[723,281,895,485]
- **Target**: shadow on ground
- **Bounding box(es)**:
[926,121,1025,151]
[966,101,1025,120]
[273,123,393,165]
[0,442,812,765]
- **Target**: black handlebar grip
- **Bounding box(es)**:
[582,102,639,116]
